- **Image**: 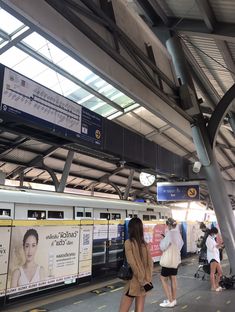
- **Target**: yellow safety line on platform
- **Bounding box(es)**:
[98,292,107,296]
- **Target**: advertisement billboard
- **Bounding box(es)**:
[144,222,166,262]
[79,225,93,278]
[0,223,11,297]
[7,223,80,294]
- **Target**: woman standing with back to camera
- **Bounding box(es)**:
[118,217,153,312]
[159,218,184,308]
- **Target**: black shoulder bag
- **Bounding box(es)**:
[117,246,133,281]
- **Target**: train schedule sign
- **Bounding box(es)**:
[157,182,200,201]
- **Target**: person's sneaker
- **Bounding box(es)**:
[172,299,177,306]
[215,287,223,292]
[159,301,175,307]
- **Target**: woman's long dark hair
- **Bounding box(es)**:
[128,217,146,258]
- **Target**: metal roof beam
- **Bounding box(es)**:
[130,112,195,158]
[136,0,169,26]
[8,146,58,179]
[195,0,216,32]
[57,150,74,192]
[0,28,32,55]
[0,29,10,41]
[135,0,161,24]
[164,18,235,43]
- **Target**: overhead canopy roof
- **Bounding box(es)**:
[0,0,234,208]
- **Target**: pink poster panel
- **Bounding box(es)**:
[144,223,167,262]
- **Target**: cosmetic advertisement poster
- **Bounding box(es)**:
[143,223,167,262]
[0,226,11,296]
[6,225,80,294]
[78,225,93,278]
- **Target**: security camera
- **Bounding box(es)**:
[192,161,202,173]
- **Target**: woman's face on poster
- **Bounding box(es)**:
[23,235,38,262]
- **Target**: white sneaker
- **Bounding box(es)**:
[172,299,177,306]
[159,301,175,307]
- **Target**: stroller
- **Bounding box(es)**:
[194,245,210,280]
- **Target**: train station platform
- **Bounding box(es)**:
[2,255,234,312]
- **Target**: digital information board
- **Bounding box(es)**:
[0,65,102,146]
[157,182,200,201]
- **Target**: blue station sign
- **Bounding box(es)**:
[157,182,200,201]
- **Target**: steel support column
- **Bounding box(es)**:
[57,150,74,192]
[167,34,235,273]
[123,169,135,200]
[166,35,200,114]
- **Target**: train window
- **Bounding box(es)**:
[28,210,46,219]
[85,212,92,217]
[143,215,150,221]
[100,213,110,220]
[77,212,84,217]
[129,214,138,218]
[48,211,64,219]
[111,213,121,220]
[150,215,156,220]
[0,209,11,216]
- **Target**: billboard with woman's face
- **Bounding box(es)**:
[0,224,11,297]
[7,222,80,294]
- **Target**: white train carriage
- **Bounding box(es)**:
[0,186,171,221]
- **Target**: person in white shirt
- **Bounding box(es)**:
[206,227,223,291]
[159,218,184,308]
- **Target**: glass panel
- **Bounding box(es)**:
[28,210,46,219]
[48,211,64,219]
[0,46,28,68]
[0,9,24,34]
